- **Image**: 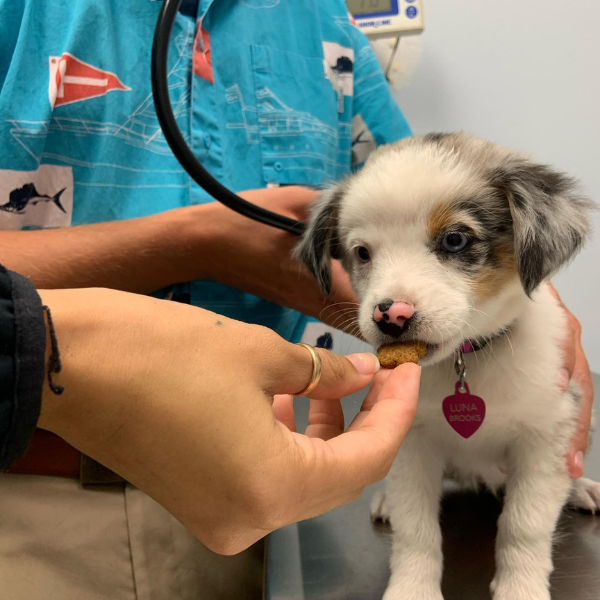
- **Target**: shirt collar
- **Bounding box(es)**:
[177,0,216,20]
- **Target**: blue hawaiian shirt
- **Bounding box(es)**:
[0,0,411,342]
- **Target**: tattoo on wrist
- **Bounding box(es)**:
[42,305,64,395]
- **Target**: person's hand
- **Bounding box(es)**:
[548,283,595,478]
[196,186,360,332]
[37,288,420,555]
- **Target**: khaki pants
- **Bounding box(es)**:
[0,474,263,600]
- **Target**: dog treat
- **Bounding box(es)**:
[377,341,427,368]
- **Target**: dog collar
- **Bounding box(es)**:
[460,339,488,354]
[460,325,513,354]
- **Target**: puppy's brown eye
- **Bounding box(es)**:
[356,246,371,263]
[441,232,469,253]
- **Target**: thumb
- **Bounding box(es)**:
[269,344,380,400]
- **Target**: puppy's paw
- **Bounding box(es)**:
[370,490,391,524]
[491,579,550,600]
[568,477,600,514]
[382,584,443,600]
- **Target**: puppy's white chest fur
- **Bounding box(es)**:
[375,287,583,600]
[415,285,577,487]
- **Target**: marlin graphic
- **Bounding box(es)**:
[1,183,67,215]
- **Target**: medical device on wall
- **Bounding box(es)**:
[346,0,424,40]
[347,0,424,81]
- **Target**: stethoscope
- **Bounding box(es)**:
[151,0,306,236]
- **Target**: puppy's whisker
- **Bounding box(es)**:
[484,343,496,369]
[441,325,455,346]
[432,324,447,347]
[328,311,358,331]
[469,306,515,357]
[460,321,479,368]
[324,307,357,321]
[322,302,360,315]
[338,319,359,334]
[334,316,360,334]
[325,302,361,307]
[323,313,351,330]
[347,325,363,341]
[454,318,493,369]
[320,306,360,321]
[323,306,357,323]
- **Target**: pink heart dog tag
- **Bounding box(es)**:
[442,382,486,439]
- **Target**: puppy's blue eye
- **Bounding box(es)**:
[356,246,371,263]
[441,232,469,253]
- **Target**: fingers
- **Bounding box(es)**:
[299,365,398,441]
[549,283,595,478]
[310,364,421,495]
[346,369,394,431]
[356,369,394,413]
[305,398,345,440]
[250,364,420,533]
[270,344,379,400]
[567,344,595,479]
[559,311,579,386]
[546,282,561,303]
[237,186,319,221]
[567,448,585,480]
[272,394,297,432]
[548,282,577,382]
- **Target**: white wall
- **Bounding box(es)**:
[386,0,600,371]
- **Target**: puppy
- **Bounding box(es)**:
[295,133,599,600]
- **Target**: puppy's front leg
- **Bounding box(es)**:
[383,434,444,600]
[492,439,572,600]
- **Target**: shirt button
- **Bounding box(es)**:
[203,133,212,148]
[274,161,283,172]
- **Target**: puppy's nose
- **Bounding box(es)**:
[373,300,415,328]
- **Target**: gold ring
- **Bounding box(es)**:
[296,343,323,396]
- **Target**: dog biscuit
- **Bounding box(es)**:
[377,341,427,368]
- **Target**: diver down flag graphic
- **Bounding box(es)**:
[193,19,214,84]
[49,53,131,108]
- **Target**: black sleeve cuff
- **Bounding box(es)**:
[0,268,45,469]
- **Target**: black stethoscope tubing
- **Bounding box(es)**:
[151,0,306,235]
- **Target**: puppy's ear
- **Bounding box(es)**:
[492,160,594,295]
[294,186,344,296]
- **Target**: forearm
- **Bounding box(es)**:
[31,286,418,556]
[0,205,210,293]
[36,288,156,442]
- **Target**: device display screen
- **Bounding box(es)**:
[347,0,393,16]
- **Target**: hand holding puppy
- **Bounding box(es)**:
[548,283,595,479]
